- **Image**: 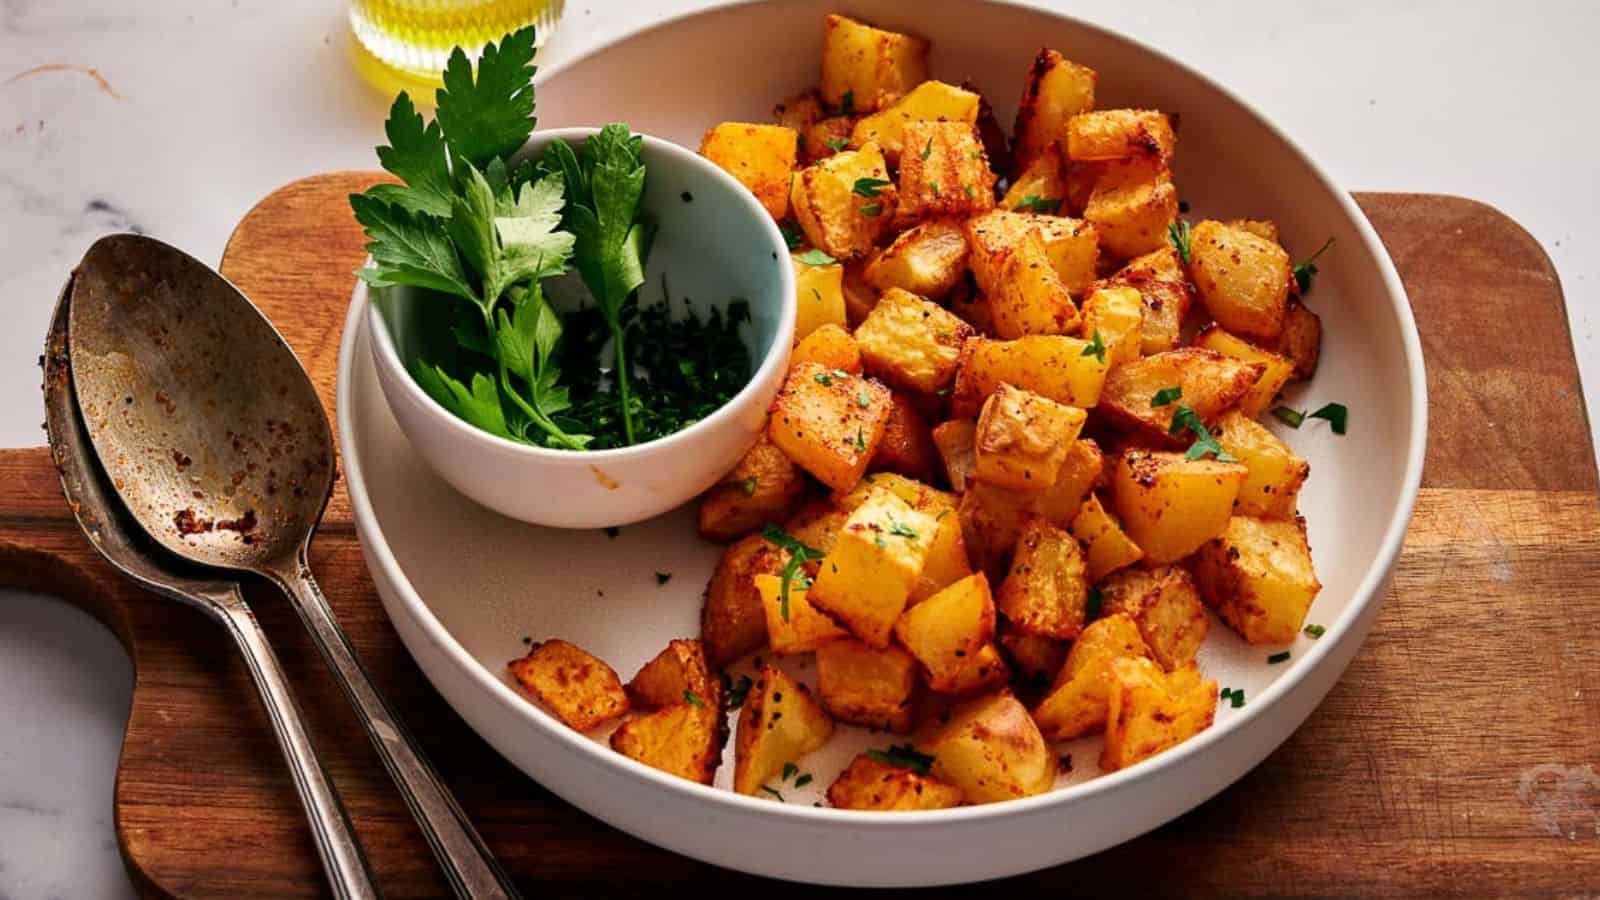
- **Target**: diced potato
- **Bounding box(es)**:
[841,258,881,327]
[1194,326,1295,417]
[1013,48,1097,171]
[850,80,982,163]
[1081,284,1145,366]
[1000,144,1068,213]
[1109,450,1247,565]
[831,471,951,514]
[792,252,848,341]
[950,335,1109,417]
[827,754,965,810]
[863,219,971,299]
[755,573,848,655]
[820,13,930,113]
[610,702,725,785]
[919,692,1054,804]
[996,515,1089,638]
[1067,493,1142,581]
[1101,658,1217,772]
[734,664,834,795]
[802,115,855,164]
[871,392,940,483]
[1108,246,1194,354]
[1189,219,1293,341]
[965,209,1099,300]
[1193,515,1322,644]
[1100,566,1208,671]
[774,89,824,134]
[785,501,851,555]
[1098,348,1264,444]
[769,361,893,492]
[699,122,798,221]
[1029,613,1149,740]
[702,535,783,667]
[1275,298,1323,380]
[989,231,1080,339]
[896,121,996,223]
[1065,109,1176,162]
[809,488,940,647]
[932,419,979,494]
[854,287,974,392]
[974,384,1087,490]
[936,643,1011,697]
[1212,410,1309,519]
[895,573,1001,693]
[815,638,919,732]
[958,439,1103,571]
[1085,158,1178,260]
[626,639,721,711]
[1227,218,1279,243]
[833,472,971,603]
[791,142,897,260]
[507,640,629,732]
[790,323,863,374]
[997,622,1068,687]
[1062,160,1100,216]
[697,434,807,542]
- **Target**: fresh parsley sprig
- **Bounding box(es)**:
[1293,237,1335,294]
[761,524,823,622]
[1167,219,1193,264]
[866,744,936,774]
[1169,405,1238,462]
[1082,330,1106,364]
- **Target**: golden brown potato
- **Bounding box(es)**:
[1227,218,1279,243]
[791,142,897,260]
[1105,246,1194,354]
[871,392,941,484]
[1109,449,1247,565]
[1098,348,1264,445]
[801,115,856,165]
[734,664,834,795]
[790,322,864,374]
[965,209,1100,301]
[850,80,981,164]
[827,754,965,810]
[895,121,997,223]
[1100,566,1208,671]
[1101,658,1217,772]
[996,515,1090,639]
[1193,326,1295,418]
[1193,515,1322,645]
[1189,219,1293,341]
[1066,109,1176,162]
[831,473,970,604]
[626,639,721,711]
[699,122,798,221]
[997,621,1068,687]
[1067,493,1143,581]
[950,335,1109,417]
[755,572,848,655]
[774,89,825,134]
[1013,48,1097,171]
[1084,157,1178,260]
[507,639,629,732]
[610,702,725,785]
[820,13,930,113]
[784,501,851,555]
[1080,284,1145,366]
[932,419,979,494]
[1029,612,1150,740]
[809,488,940,647]
[702,534,783,668]
[697,434,807,542]
[815,638,919,732]
[863,219,971,300]
[768,361,893,492]
[1212,410,1309,519]
[841,258,881,327]
[958,439,1103,572]
[854,287,974,393]
[1275,298,1323,380]
[1001,144,1069,213]
[991,230,1081,339]
[895,573,1004,694]
[919,691,1054,804]
[791,251,848,341]
[974,384,1087,491]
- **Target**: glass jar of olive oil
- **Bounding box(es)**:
[349,0,564,99]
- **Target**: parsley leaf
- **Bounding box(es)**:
[411,364,511,437]
[1081,330,1106,364]
[794,773,813,788]
[1293,237,1335,294]
[885,515,919,539]
[852,177,891,198]
[779,219,804,250]
[1303,624,1326,639]
[824,136,850,153]
[796,248,837,266]
[1308,402,1348,434]
[860,203,883,217]
[920,135,933,161]
[866,744,935,775]
[1167,220,1193,264]
[759,786,785,801]
[1085,585,1104,621]
[683,688,705,706]
[839,90,855,117]
[761,524,823,623]
[1271,405,1306,428]
[433,26,539,169]
[1151,385,1182,407]
[350,193,477,302]
[1267,651,1290,664]
[736,476,758,496]
[727,675,753,708]
[366,92,455,217]
[1169,405,1238,462]
[1013,195,1063,214]
[782,762,799,781]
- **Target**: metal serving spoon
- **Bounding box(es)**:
[65,234,518,900]
[42,279,379,900]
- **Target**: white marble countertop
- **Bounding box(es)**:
[2,1,1595,895]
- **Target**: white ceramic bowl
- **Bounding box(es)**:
[337,0,1426,886]
[366,127,796,529]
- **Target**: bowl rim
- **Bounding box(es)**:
[365,125,798,463]
[336,0,1428,826]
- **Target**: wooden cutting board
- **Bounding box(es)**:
[2,176,1597,898]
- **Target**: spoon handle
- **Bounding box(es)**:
[271,553,520,900]
[213,590,380,900]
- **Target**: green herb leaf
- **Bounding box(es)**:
[796,248,837,266]
[1085,585,1104,621]
[920,135,933,161]
[1303,624,1326,639]
[839,90,855,117]
[794,773,813,788]
[1167,220,1193,264]
[367,91,455,217]
[683,688,705,707]
[855,426,867,452]
[860,203,883,217]
[1271,406,1306,428]
[1293,237,1335,294]
[852,177,892,198]
[814,371,834,387]
[824,137,850,153]
[1151,386,1182,407]
[759,785,785,801]
[761,524,823,623]
[350,193,478,302]
[856,389,872,409]
[410,363,511,438]
[1169,405,1238,462]
[885,515,920,539]
[928,179,940,198]
[736,477,758,496]
[1267,651,1290,664]
[779,219,804,250]
[727,675,753,708]
[1081,330,1107,365]
[866,744,935,775]
[782,762,799,781]
[1308,402,1348,435]
[432,27,539,169]
[1013,195,1063,214]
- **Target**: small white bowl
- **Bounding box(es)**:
[366,127,796,529]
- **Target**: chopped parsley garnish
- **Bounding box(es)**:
[963,183,975,200]
[860,203,883,217]
[814,371,835,387]
[866,744,935,775]
[1293,237,1335,294]
[928,179,941,198]
[1303,624,1326,639]
[1081,330,1106,364]
[1219,687,1246,708]
[855,426,867,452]
[1151,385,1182,407]
[857,389,872,409]
[1013,195,1063,214]
[885,515,920,539]
[1272,402,1347,435]
[683,689,705,707]
[1271,406,1306,428]
[1167,220,1193,264]
[1170,405,1238,462]
[736,477,758,496]
[727,675,753,708]
[852,177,891,198]
[779,219,804,250]
[920,135,933,161]
[1267,651,1291,664]
[655,571,672,586]
[839,90,855,117]
[794,773,813,788]
[1085,586,1104,621]
[761,524,822,623]
[796,248,837,266]
[824,136,850,153]
[759,785,785,801]
[782,762,799,781]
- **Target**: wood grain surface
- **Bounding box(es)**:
[1,175,1596,898]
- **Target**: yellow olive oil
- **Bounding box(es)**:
[348,0,563,99]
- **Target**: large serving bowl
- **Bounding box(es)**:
[336,0,1426,886]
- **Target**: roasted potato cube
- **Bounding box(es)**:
[1228,218,1280,243]
[1189,219,1293,341]
[1081,284,1145,366]
[802,115,856,164]
[870,392,940,483]
[1067,493,1142,581]
[896,121,996,222]
[785,501,851,554]
[1193,515,1322,644]
[1194,326,1295,417]
[832,472,970,604]
[1100,566,1208,671]
[951,335,1109,417]
[864,219,971,299]
[774,89,825,134]
[702,535,783,667]
[792,251,848,341]
[1013,48,1097,171]
[936,643,1011,697]
[827,754,965,810]
[919,692,1054,804]
[821,13,930,113]
[627,639,720,711]
[996,515,1090,639]
[815,638,919,732]
[1108,246,1194,354]
[1098,348,1264,444]
[734,664,834,795]
[791,142,897,260]
[507,640,629,732]
[997,622,1068,687]
[1001,144,1069,214]
[1029,613,1149,740]
[769,361,893,492]
[966,209,1100,300]
[990,231,1080,339]
[841,258,880,327]
[809,488,940,647]
[854,287,974,392]
[754,573,848,655]
[1275,298,1323,380]
[1065,109,1176,162]
[1212,410,1310,519]
[610,702,725,785]
[1109,449,1247,565]
[791,322,864,374]
[1085,158,1178,260]
[959,439,1103,571]
[699,122,798,221]
[850,80,982,163]
[1101,658,1217,771]
[932,419,979,494]
[697,434,807,542]
[895,573,1001,693]
[974,384,1087,490]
